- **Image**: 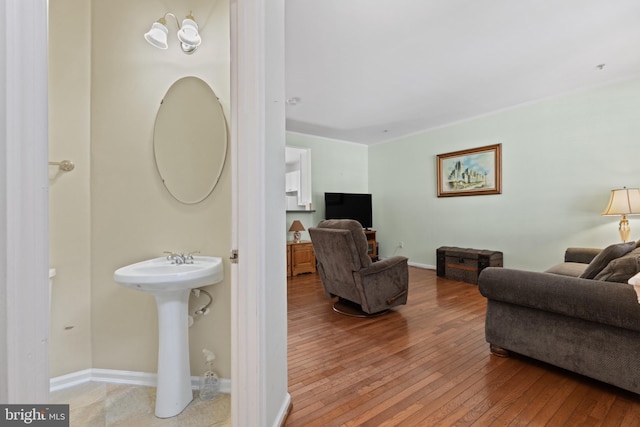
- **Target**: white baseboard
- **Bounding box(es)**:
[273,392,292,427]
[49,369,93,392]
[408,261,435,270]
[50,369,231,394]
[377,256,435,270]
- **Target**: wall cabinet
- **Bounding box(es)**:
[285,171,299,192]
[285,146,312,211]
[287,241,316,277]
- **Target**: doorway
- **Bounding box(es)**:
[2,0,289,424]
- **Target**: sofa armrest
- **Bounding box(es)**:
[358,257,409,294]
[564,247,601,264]
[355,256,409,312]
[359,256,408,276]
[478,267,640,332]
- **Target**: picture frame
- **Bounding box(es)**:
[436,143,502,197]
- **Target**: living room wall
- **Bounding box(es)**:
[285,132,368,241]
[369,76,640,271]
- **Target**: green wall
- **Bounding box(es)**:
[286,77,640,271]
[370,77,640,270]
[286,132,368,241]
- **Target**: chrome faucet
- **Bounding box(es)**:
[164,251,199,264]
[185,251,200,264]
[164,251,186,264]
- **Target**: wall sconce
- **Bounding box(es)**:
[601,187,640,242]
[289,220,305,243]
[144,12,202,54]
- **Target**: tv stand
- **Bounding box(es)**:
[364,230,377,261]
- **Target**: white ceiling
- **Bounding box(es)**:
[285,0,640,145]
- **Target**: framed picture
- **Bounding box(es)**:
[437,143,502,197]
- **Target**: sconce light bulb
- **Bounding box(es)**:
[177,18,202,47]
[145,12,201,54]
[144,22,169,49]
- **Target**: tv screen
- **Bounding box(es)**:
[324,192,373,229]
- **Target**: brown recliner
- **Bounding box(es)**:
[308,219,409,315]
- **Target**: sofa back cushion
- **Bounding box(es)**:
[315,219,372,268]
[544,262,588,277]
[579,241,637,279]
[594,247,640,283]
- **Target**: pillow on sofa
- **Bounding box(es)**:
[594,248,640,283]
[579,241,637,279]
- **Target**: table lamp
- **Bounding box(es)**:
[289,220,305,243]
[601,187,640,242]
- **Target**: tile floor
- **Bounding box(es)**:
[50,382,231,427]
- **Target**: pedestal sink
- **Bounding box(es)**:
[114,255,223,418]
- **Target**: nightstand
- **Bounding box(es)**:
[287,241,316,277]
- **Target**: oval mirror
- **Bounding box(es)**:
[153,77,228,204]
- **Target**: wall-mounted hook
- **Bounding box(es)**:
[49,160,75,172]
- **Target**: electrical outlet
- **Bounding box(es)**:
[399,241,404,248]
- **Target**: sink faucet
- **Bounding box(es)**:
[164,251,200,265]
[164,252,186,264]
[185,251,200,264]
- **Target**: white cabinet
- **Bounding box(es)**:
[285,171,299,192]
[285,147,312,211]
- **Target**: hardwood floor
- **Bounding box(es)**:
[286,267,640,426]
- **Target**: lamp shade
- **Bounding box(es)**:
[177,18,202,47]
[144,22,169,49]
[601,187,640,216]
[289,220,305,232]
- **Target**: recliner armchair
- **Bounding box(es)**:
[308,219,409,315]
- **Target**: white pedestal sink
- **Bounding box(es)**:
[114,255,223,418]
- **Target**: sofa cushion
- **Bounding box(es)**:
[564,247,603,264]
[579,241,637,279]
[594,248,640,283]
[544,262,588,277]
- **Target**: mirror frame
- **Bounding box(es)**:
[153,76,228,204]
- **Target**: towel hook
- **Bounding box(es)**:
[49,160,75,172]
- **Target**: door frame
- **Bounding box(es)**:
[0,0,50,403]
[2,0,287,424]
[230,0,289,424]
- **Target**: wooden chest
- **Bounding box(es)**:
[436,246,503,284]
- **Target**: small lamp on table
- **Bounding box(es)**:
[289,220,305,243]
[601,187,640,242]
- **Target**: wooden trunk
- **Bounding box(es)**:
[436,246,503,284]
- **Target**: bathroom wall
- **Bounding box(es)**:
[48,0,93,377]
[90,0,231,378]
[48,0,231,379]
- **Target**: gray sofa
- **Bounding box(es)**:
[478,243,640,394]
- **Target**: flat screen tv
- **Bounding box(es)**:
[324,192,373,229]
